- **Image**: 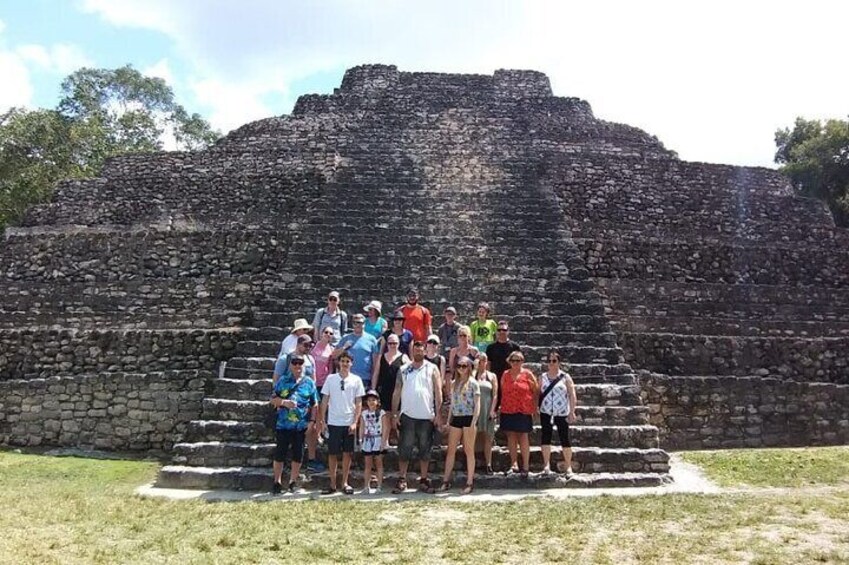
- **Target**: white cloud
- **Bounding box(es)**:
[80,0,849,167]
[0,49,33,111]
[142,58,174,84]
[0,19,33,111]
[16,43,93,75]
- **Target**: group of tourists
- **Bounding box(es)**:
[269,288,578,495]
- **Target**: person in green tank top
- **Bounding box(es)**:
[469,302,497,352]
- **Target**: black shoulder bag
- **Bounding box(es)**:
[538,374,564,408]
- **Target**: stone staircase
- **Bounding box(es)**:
[156,114,672,490]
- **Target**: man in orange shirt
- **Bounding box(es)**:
[397,287,432,343]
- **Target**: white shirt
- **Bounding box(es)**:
[321,372,365,426]
[540,371,572,417]
[278,334,299,357]
[399,361,439,420]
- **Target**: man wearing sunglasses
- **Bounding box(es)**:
[312,290,348,345]
[273,334,315,387]
[318,351,364,495]
[486,321,521,408]
[333,313,380,388]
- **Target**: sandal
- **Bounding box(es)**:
[461,483,474,495]
[485,465,494,475]
[320,487,337,495]
[436,481,452,492]
[418,477,435,494]
[342,484,354,495]
[392,478,408,494]
[520,469,529,479]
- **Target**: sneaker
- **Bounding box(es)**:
[371,486,382,495]
[306,459,326,473]
[342,484,355,495]
[271,482,283,495]
[541,466,552,476]
[564,467,574,477]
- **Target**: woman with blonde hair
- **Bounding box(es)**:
[438,355,480,494]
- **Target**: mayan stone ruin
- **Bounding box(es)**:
[1,64,847,490]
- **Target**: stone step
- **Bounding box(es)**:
[210,377,643,406]
[171,442,669,473]
[265,275,597,293]
[610,315,849,338]
[258,289,603,308]
[233,331,620,357]
[600,279,849,309]
[155,465,671,491]
[243,314,612,341]
[185,420,660,448]
[221,361,636,380]
[250,304,607,326]
[610,301,849,324]
[201,398,649,425]
[224,343,623,369]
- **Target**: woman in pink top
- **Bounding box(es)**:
[304,327,335,472]
[311,327,335,389]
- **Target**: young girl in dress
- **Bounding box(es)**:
[359,389,387,494]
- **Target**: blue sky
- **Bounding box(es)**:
[1,0,847,167]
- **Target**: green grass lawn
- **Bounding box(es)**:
[0,449,848,564]
[681,446,849,488]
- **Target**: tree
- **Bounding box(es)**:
[775,117,849,227]
[0,65,219,230]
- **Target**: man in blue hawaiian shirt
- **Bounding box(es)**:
[270,353,318,494]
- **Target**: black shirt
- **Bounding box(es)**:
[486,340,521,381]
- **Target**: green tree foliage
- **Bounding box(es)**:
[775,117,849,227]
[0,65,219,229]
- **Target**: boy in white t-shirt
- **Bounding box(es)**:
[318,351,364,495]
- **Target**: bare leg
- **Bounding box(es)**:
[483,433,493,468]
[519,433,530,472]
[289,461,301,484]
[462,425,477,484]
[562,447,573,472]
[382,414,393,448]
[328,455,338,489]
[306,427,318,462]
[541,444,552,470]
[441,427,462,484]
[363,455,373,491]
[419,457,429,481]
[376,455,384,488]
[342,452,352,488]
[507,432,519,470]
[273,460,284,485]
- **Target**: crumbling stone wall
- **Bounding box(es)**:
[622,334,849,383]
[640,373,849,449]
[0,329,239,380]
[1,229,290,281]
[0,370,208,453]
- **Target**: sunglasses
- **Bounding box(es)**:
[457,364,471,369]
[509,358,523,363]
[340,379,345,391]
[547,359,559,363]
[427,340,438,345]
[323,330,334,335]
[290,359,305,366]
[388,341,399,346]
[328,297,339,302]
[497,328,508,333]
[353,321,364,325]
